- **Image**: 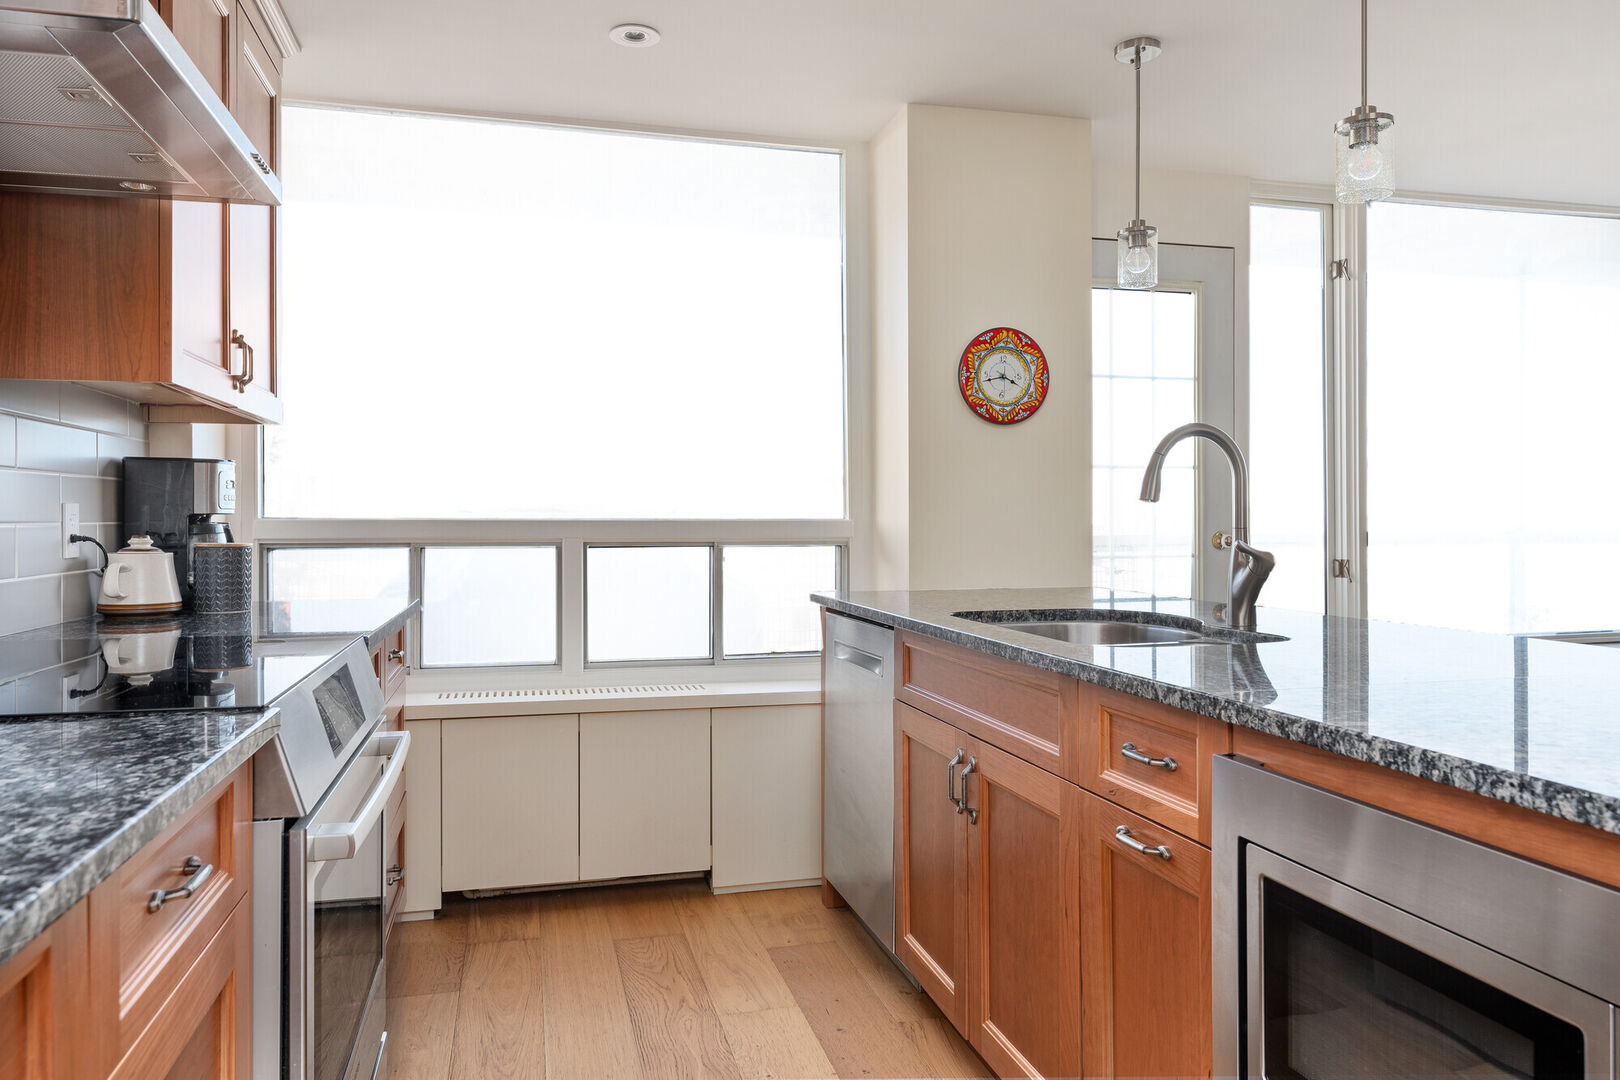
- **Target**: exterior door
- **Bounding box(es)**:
[962,736,1082,1079]
[894,701,970,1030]
[1079,790,1211,1080]
[1090,240,1236,605]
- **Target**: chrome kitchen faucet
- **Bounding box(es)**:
[1139,423,1275,630]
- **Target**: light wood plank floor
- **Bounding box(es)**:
[387,879,993,1080]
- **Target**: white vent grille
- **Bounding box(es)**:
[435,683,707,703]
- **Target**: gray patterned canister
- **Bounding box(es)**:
[193,543,252,613]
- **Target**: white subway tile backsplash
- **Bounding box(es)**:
[17,524,97,578]
[0,415,14,468]
[18,417,98,475]
[0,577,60,636]
[61,572,96,622]
[0,526,14,579]
[58,385,129,436]
[0,470,60,523]
[0,381,61,422]
[96,434,146,479]
[60,475,117,525]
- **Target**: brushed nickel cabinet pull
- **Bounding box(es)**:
[1116,825,1172,861]
[230,330,255,392]
[958,757,979,824]
[388,649,404,662]
[946,748,965,806]
[387,864,404,887]
[1121,742,1178,772]
[148,855,215,912]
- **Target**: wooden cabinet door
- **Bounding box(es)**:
[154,0,232,101]
[440,714,580,891]
[1079,790,1211,1080]
[894,701,970,1030]
[961,736,1082,1080]
[226,10,280,420]
[579,709,711,881]
[0,901,89,1080]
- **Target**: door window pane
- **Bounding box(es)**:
[587,546,711,662]
[422,547,558,666]
[1249,204,1327,614]
[722,545,837,657]
[264,547,410,634]
[1367,202,1620,632]
[1092,287,1198,599]
[265,105,845,520]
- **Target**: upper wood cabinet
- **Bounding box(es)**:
[895,701,1083,1079]
[0,0,283,424]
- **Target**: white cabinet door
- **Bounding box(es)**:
[441,714,580,891]
[579,709,710,881]
[402,718,441,914]
[711,705,822,891]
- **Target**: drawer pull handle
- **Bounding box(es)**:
[387,864,404,887]
[1116,825,1172,861]
[946,748,964,806]
[958,757,979,824]
[148,855,214,912]
[1121,742,1179,772]
[387,649,405,662]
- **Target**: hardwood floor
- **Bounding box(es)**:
[387,880,993,1080]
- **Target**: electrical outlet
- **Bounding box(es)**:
[60,503,80,558]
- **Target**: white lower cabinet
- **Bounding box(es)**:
[580,709,712,881]
[711,704,822,891]
[441,713,581,891]
[402,718,443,914]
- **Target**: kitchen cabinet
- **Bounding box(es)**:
[1078,790,1211,1080]
[0,0,283,425]
[0,764,253,1080]
[401,718,442,917]
[580,709,711,881]
[895,702,1083,1078]
[711,704,822,891]
[440,713,581,892]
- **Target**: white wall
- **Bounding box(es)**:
[870,104,1092,592]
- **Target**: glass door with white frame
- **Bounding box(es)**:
[1091,240,1236,605]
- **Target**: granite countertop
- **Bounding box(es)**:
[814,587,1620,836]
[0,707,279,966]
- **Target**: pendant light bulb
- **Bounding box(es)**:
[1114,37,1162,290]
[1334,0,1395,204]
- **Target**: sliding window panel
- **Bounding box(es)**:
[263,547,410,634]
[585,545,712,663]
[721,544,838,658]
[421,546,559,666]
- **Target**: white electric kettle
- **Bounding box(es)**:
[97,535,183,616]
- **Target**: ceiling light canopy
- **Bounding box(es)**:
[1115,36,1161,290]
[609,23,660,48]
[1334,0,1394,203]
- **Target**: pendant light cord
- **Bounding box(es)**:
[1133,45,1142,221]
[1360,0,1369,108]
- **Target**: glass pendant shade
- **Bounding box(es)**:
[1117,221,1158,289]
[1335,109,1395,203]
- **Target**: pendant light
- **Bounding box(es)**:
[1334,0,1395,203]
[1115,37,1161,290]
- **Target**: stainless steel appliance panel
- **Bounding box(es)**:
[823,612,897,951]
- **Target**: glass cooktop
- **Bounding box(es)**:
[0,613,352,718]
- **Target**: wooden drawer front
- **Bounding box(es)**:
[896,632,1079,781]
[94,763,251,1060]
[383,783,406,938]
[380,627,407,699]
[1079,688,1228,844]
[109,896,252,1080]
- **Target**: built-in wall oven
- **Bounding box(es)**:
[251,640,410,1080]
[1214,755,1620,1080]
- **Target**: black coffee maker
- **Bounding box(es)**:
[121,458,237,605]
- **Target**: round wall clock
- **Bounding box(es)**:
[958,327,1050,425]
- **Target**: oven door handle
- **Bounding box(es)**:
[306,730,410,863]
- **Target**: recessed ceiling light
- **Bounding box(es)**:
[609,23,660,48]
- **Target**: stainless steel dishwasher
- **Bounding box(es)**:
[823,612,897,951]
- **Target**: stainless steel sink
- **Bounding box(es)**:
[952,608,1287,647]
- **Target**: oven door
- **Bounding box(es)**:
[288,728,410,1080]
[1244,845,1615,1079]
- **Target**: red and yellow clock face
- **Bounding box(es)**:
[958,327,1050,425]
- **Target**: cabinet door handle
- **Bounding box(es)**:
[230,330,255,391]
[958,757,978,824]
[1115,825,1172,861]
[148,855,215,912]
[388,649,405,662]
[1121,742,1178,772]
[946,748,964,806]
[387,864,404,887]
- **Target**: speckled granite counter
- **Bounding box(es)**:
[0,707,278,966]
[814,588,1620,836]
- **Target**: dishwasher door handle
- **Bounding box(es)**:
[832,641,884,678]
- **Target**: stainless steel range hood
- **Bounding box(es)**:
[0,1,280,204]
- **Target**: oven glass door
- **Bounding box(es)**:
[293,728,410,1080]
[1245,846,1614,1080]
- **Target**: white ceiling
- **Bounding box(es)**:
[278,0,1620,207]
